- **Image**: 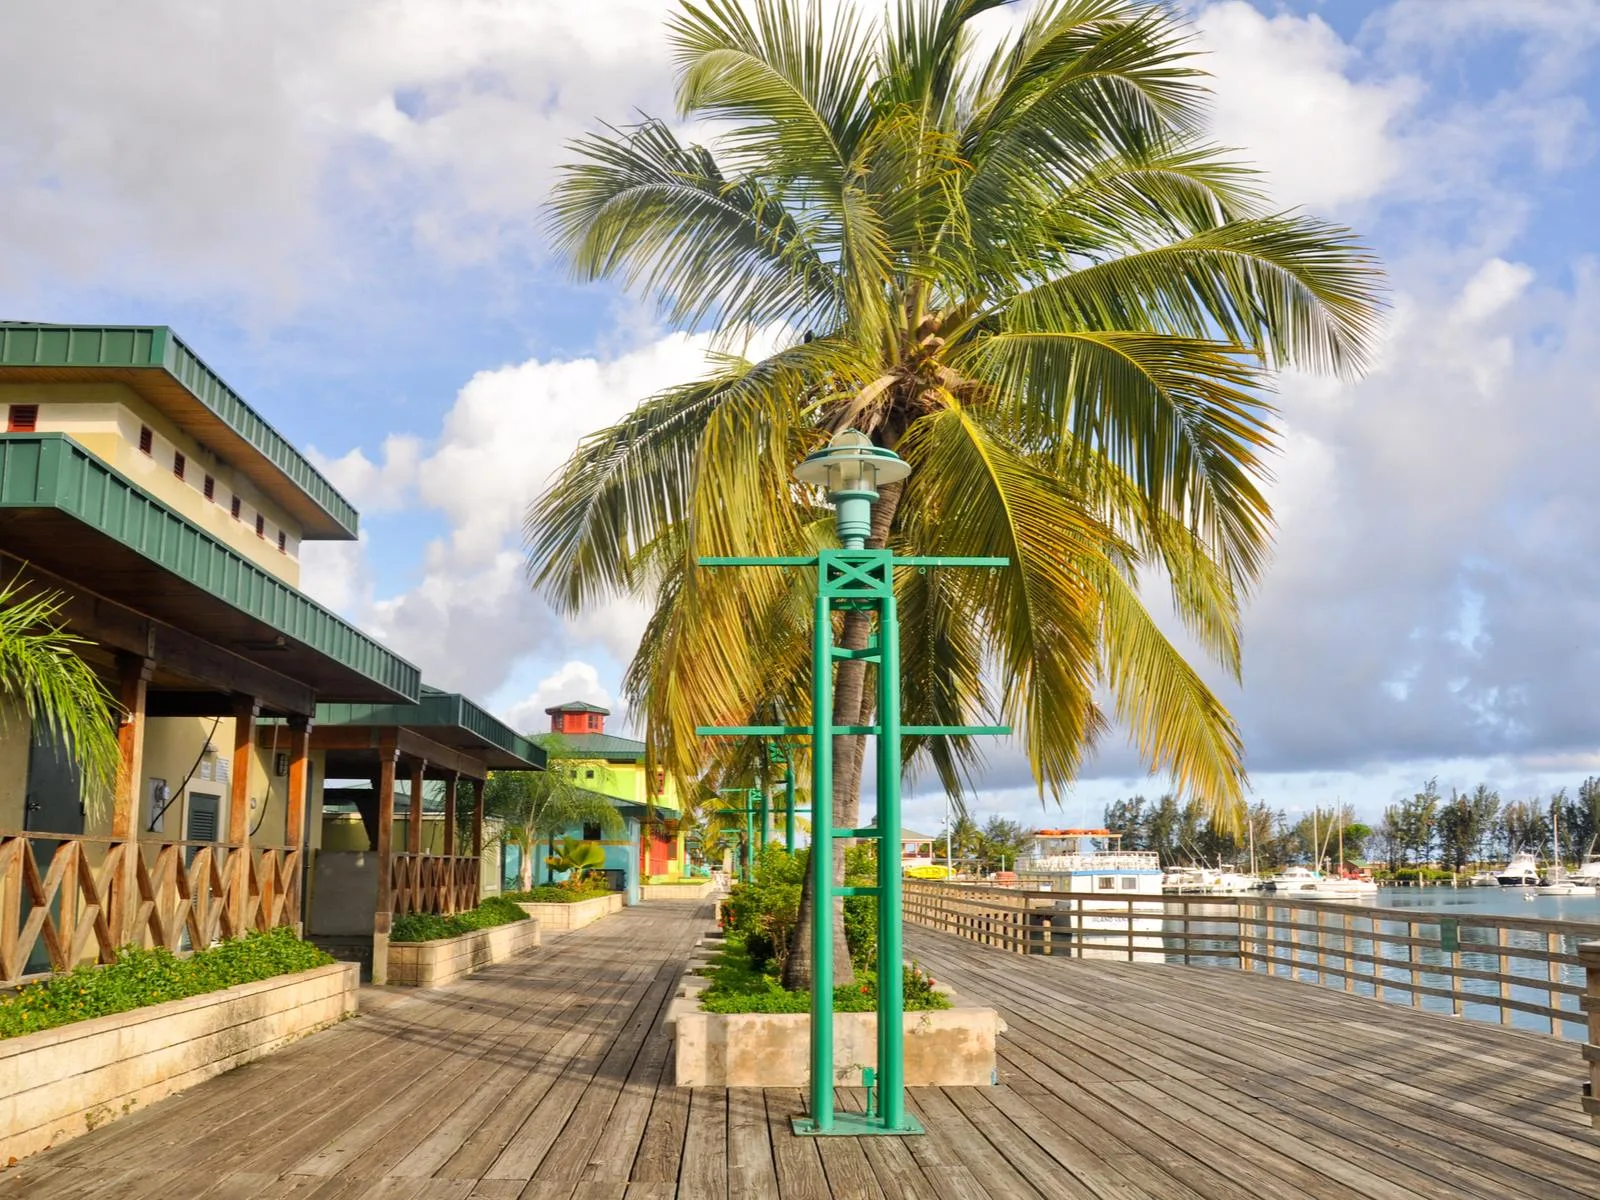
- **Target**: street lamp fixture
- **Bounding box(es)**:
[793,429,911,549]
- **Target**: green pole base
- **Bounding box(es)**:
[790,1113,925,1138]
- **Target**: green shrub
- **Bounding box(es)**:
[390,895,529,942]
[699,931,950,1015]
[719,845,803,973]
[843,843,877,971]
[502,881,611,904]
[0,927,332,1040]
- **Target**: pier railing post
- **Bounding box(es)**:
[1581,940,1599,1129]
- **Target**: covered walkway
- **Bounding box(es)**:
[5,906,1598,1198]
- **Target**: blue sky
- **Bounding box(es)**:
[5,0,1600,836]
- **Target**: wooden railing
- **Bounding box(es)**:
[904,881,1600,1039]
[1582,940,1599,1129]
[389,853,479,918]
[0,832,302,986]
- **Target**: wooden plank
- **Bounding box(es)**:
[678,1088,728,1200]
[726,1088,778,1200]
[763,1088,829,1200]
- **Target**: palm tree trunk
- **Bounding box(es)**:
[782,482,904,991]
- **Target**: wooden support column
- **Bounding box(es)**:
[408,760,426,856]
[230,697,259,937]
[442,772,458,857]
[371,733,398,985]
[472,777,485,907]
[111,655,153,947]
[285,715,313,934]
[112,655,153,840]
[441,771,459,913]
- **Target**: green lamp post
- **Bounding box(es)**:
[697,428,1008,1138]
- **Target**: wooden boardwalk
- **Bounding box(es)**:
[3,903,1596,1199]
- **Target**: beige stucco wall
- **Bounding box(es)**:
[1,383,303,585]
[133,717,322,848]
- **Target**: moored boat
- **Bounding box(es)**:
[1494,850,1541,888]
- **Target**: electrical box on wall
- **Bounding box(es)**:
[274,752,289,777]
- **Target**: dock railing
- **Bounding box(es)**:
[1583,939,1599,1129]
[903,880,1600,1041]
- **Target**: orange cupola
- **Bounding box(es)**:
[545,700,610,735]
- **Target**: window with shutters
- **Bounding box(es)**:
[173,452,185,480]
[230,496,241,520]
[203,475,215,501]
[277,531,287,553]
[255,514,265,538]
[138,425,153,455]
[6,404,37,432]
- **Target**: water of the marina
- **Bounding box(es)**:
[1156,886,1600,1037]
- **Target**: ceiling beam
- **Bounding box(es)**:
[1,553,316,717]
[281,724,489,779]
[145,691,237,718]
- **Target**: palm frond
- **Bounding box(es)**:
[897,407,1108,798]
[0,576,120,809]
[548,117,841,331]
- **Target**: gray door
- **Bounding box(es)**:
[181,794,222,952]
[185,793,221,857]
[23,723,86,974]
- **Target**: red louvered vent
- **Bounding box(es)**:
[138,425,153,454]
[277,531,287,553]
[255,514,265,538]
[173,452,186,480]
[203,475,215,501]
[231,496,241,519]
[6,405,38,433]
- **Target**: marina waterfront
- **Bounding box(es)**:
[904,880,1600,1040]
[1177,888,1600,1037]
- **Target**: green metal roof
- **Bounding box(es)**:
[0,432,418,702]
[0,323,359,539]
[546,700,610,714]
[537,731,647,760]
[317,684,545,769]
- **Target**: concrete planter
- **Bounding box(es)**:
[640,879,717,902]
[674,1005,1003,1088]
[0,961,357,1164]
[386,918,542,987]
[514,891,623,932]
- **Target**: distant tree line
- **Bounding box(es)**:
[935,814,1034,874]
[1102,795,1370,872]
[1370,778,1600,871]
[1103,778,1600,873]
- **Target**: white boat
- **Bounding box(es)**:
[1162,865,1261,895]
[1262,866,1323,895]
[1018,828,1164,959]
[1495,850,1541,887]
[1534,879,1577,896]
[1532,809,1582,894]
[1467,870,1500,888]
[1570,853,1600,893]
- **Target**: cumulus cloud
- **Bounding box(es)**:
[1193,2,1418,212]
[503,661,619,736]
[0,0,677,309]
[299,329,785,699]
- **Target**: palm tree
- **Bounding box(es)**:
[0,575,120,810]
[484,738,625,890]
[529,0,1384,985]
